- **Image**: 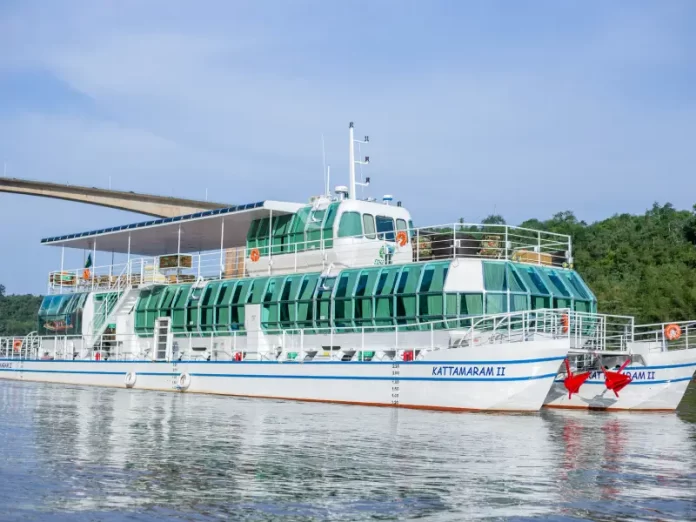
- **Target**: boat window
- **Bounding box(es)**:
[408,219,415,238]
[363,214,376,239]
[288,207,311,252]
[321,202,340,249]
[375,216,395,241]
[305,208,326,250]
[338,211,362,237]
[483,262,507,291]
[396,219,407,231]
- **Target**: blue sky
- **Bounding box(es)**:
[1,1,695,294]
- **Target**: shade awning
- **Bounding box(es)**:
[40,200,304,255]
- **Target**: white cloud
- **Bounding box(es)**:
[1,1,696,293]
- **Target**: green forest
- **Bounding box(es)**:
[1,202,695,336]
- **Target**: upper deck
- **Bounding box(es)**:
[43,195,573,294]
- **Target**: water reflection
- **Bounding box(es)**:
[0,381,694,521]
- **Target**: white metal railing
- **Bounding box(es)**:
[0,309,630,363]
[47,223,573,294]
[633,320,696,352]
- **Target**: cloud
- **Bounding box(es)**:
[1,0,695,292]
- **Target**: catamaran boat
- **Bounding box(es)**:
[1,123,695,412]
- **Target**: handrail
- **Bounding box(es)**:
[1,309,645,363]
[47,222,574,294]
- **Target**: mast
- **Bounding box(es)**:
[348,122,356,199]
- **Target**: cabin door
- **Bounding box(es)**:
[154,317,172,361]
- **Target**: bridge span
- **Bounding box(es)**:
[0,177,229,218]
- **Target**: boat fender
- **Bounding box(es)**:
[233,352,243,362]
[124,372,137,388]
[664,323,682,341]
[396,230,408,247]
[176,372,192,391]
[402,350,414,362]
[561,314,569,334]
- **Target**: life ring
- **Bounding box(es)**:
[82,268,91,280]
[396,230,408,247]
[249,248,260,262]
[561,314,569,334]
[176,372,191,391]
[664,323,682,341]
[233,351,243,362]
[124,372,137,388]
[12,339,22,352]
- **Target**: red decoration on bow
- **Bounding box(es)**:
[602,359,632,397]
[563,358,591,399]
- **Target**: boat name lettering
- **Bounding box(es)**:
[0,362,12,369]
[431,365,505,377]
[588,370,656,381]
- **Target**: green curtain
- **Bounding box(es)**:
[485,293,507,314]
[483,262,507,291]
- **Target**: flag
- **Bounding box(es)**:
[84,254,93,269]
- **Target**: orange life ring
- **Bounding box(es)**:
[249,248,260,262]
[664,323,682,341]
[82,268,91,280]
[561,314,569,333]
[396,230,408,247]
[12,340,22,352]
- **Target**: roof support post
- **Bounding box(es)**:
[177,224,182,283]
[219,218,225,280]
[127,233,131,284]
[268,209,273,276]
[59,246,65,295]
[92,240,96,292]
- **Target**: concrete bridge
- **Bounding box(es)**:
[0,176,229,217]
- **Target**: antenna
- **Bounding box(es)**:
[348,122,371,199]
[327,166,330,199]
[321,133,328,196]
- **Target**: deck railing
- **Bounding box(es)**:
[47,223,573,294]
[633,320,696,352]
[0,310,642,363]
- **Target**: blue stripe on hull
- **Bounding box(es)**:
[0,356,566,365]
[0,368,558,382]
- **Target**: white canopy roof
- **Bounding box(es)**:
[41,200,304,255]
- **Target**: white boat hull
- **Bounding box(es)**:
[543,349,696,411]
[0,341,568,412]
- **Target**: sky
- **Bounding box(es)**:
[1,0,695,294]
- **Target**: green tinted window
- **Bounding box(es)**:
[338,211,362,237]
[363,214,376,239]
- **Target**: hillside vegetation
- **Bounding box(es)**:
[0,203,695,336]
[0,284,43,337]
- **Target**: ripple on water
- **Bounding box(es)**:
[0,380,694,521]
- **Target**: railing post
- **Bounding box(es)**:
[504,225,509,261]
[537,231,541,265]
[416,228,420,262]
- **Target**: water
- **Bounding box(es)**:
[0,381,694,522]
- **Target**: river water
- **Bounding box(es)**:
[0,381,694,521]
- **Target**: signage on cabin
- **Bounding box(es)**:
[431,365,506,377]
[374,244,395,266]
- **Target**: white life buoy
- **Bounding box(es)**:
[176,372,191,391]
[124,372,137,388]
